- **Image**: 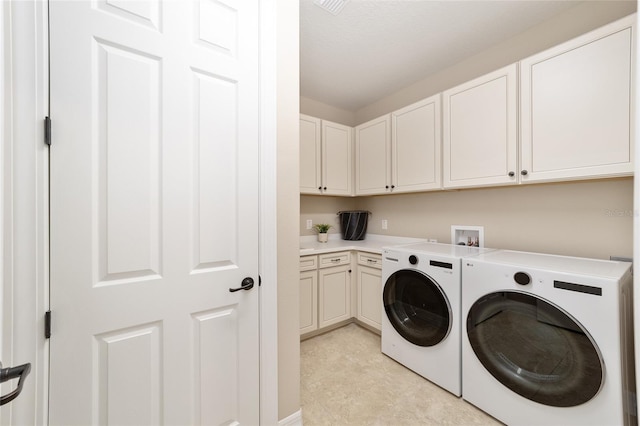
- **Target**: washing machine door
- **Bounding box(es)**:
[467,291,604,407]
[383,269,451,347]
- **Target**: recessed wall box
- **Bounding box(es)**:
[451,225,484,248]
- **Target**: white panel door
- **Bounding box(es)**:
[443,64,518,189]
[355,115,391,195]
[49,1,260,425]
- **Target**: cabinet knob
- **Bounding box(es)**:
[385,185,389,189]
[508,171,515,177]
[318,186,322,190]
[323,186,327,190]
[521,170,528,176]
[391,185,395,189]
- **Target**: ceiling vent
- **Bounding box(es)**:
[313,0,349,16]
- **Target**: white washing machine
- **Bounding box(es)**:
[381,242,494,396]
[462,250,635,425]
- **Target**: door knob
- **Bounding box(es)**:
[0,362,31,406]
[229,277,254,292]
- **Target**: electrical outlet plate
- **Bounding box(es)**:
[306,219,312,230]
[382,219,388,230]
[451,225,484,248]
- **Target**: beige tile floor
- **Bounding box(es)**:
[300,323,502,425]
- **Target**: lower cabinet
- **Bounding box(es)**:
[299,270,318,335]
[299,252,352,336]
[356,252,382,330]
[318,263,352,328]
[299,250,385,336]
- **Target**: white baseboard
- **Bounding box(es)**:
[278,409,303,426]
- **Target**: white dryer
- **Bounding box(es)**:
[462,250,635,425]
[381,242,494,396]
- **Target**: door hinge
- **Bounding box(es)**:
[44,116,52,146]
[44,311,51,339]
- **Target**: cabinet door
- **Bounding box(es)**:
[443,64,518,188]
[355,115,391,195]
[322,120,353,196]
[318,264,351,328]
[299,270,318,335]
[357,265,382,331]
[300,115,322,194]
[520,15,634,183]
[392,94,442,192]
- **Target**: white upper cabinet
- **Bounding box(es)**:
[392,94,441,192]
[443,64,518,189]
[355,115,391,195]
[300,115,353,196]
[322,120,353,195]
[355,94,441,195]
[300,114,322,194]
[520,15,634,183]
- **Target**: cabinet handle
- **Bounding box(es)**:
[521,170,528,176]
[385,185,389,189]
[323,186,327,190]
[367,259,377,264]
[331,258,340,263]
[391,185,395,189]
[318,186,322,190]
[508,171,515,177]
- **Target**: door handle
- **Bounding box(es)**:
[229,277,254,293]
[0,362,31,406]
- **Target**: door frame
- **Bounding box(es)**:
[1,1,279,424]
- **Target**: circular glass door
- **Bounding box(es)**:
[383,269,451,347]
[467,291,603,407]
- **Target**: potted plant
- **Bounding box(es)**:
[314,223,332,243]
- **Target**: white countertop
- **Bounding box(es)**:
[300,234,426,256]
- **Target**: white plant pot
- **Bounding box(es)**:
[317,233,328,243]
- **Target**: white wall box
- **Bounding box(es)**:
[443,64,518,189]
[520,14,635,183]
[355,95,441,195]
[300,114,353,196]
[318,251,352,328]
[356,252,383,331]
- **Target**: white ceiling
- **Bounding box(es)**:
[300,0,582,111]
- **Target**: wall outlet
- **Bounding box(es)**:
[306,219,312,230]
[381,219,388,230]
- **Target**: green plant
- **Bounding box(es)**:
[313,223,332,234]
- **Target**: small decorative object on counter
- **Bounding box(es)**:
[314,223,332,243]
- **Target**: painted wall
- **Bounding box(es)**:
[277,0,301,421]
[300,96,356,126]
[301,179,633,260]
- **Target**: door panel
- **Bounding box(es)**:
[49,1,260,424]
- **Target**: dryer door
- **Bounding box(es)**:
[466,291,604,407]
[383,269,452,347]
